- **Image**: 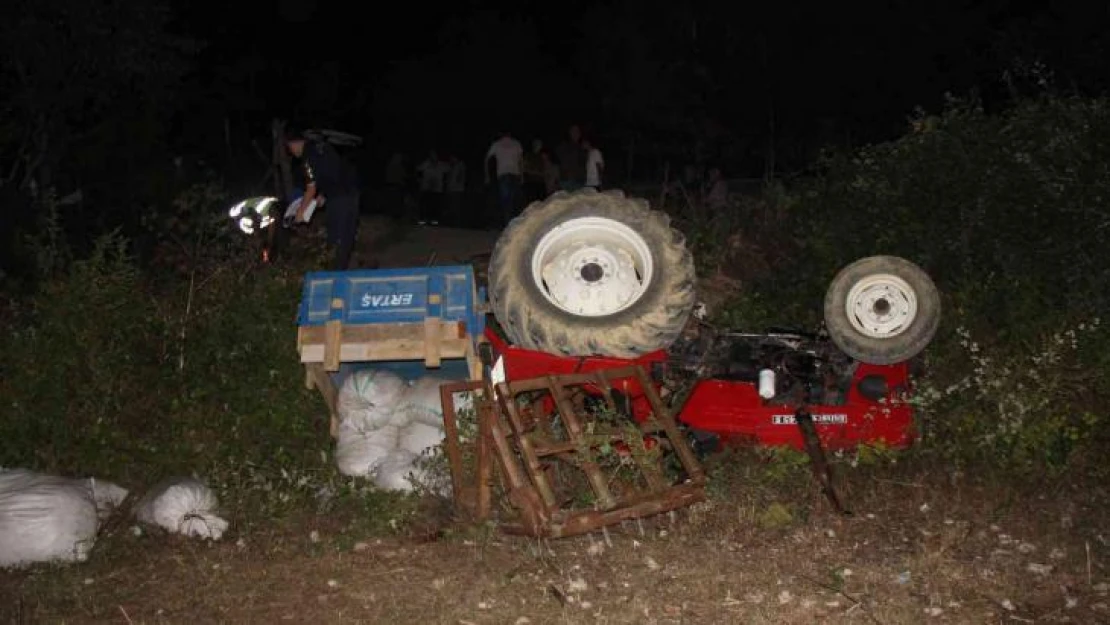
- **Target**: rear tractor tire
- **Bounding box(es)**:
[488,188,696,358]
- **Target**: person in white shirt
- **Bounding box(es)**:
[583,138,604,190]
[485,131,524,224]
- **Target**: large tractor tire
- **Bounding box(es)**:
[488,188,696,358]
[823,255,941,365]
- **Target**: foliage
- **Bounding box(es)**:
[663,186,749,278]
[783,96,1110,325]
[0,231,164,474]
[0,0,194,113]
[911,320,1107,471]
[724,94,1110,469]
[662,179,808,331]
[23,191,73,282]
[0,185,405,528]
[141,180,239,278]
[0,0,201,277]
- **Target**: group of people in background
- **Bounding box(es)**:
[385,124,605,227]
[284,120,728,273]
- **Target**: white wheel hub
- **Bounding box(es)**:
[845,273,917,339]
[531,217,654,317]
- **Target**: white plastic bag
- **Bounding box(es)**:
[0,469,102,568]
[335,424,400,477]
[89,478,129,522]
[373,449,448,495]
[395,375,452,427]
[398,422,445,457]
[283,196,318,225]
[333,373,464,488]
[134,477,228,540]
[373,450,421,492]
[337,369,408,430]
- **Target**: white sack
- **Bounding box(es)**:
[135,477,228,540]
[89,478,129,522]
[398,422,445,457]
[373,450,449,495]
[395,375,453,427]
[0,469,101,568]
[336,369,408,430]
[386,402,416,428]
[335,423,401,477]
[372,450,421,492]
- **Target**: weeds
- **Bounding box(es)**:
[912,318,1107,470]
[0,231,164,476]
[0,186,411,533]
[711,95,1110,471]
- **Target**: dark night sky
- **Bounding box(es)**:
[170,1,597,156]
[161,1,1110,179]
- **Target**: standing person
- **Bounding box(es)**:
[541,150,560,196]
[583,138,604,190]
[556,124,587,191]
[445,154,467,226]
[285,126,361,271]
[485,130,524,225]
[416,150,448,225]
[522,138,546,205]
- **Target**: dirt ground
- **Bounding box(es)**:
[355,216,500,270]
[3,221,1108,624]
[2,462,1107,625]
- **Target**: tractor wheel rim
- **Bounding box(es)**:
[531,217,654,317]
[845,273,918,339]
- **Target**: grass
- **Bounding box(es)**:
[2,228,1107,622]
[2,453,1107,624]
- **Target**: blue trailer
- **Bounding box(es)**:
[296,265,487,435]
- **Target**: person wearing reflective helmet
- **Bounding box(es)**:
[285,126,362,270]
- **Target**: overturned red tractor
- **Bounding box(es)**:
[483,189,941,455]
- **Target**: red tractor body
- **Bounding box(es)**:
[676,363,914,451]
[484,327,916,453]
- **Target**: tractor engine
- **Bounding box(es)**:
[668,326,860,406]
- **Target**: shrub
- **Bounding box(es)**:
[0,186,363,522]
[786,95,1110,332]
[0,231,170,477]
[911,318,1108,471]
[731,94,1110,469]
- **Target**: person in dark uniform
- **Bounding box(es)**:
[285,126,362,270]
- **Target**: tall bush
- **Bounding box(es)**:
[0,185,338,515]
[749,95,1110,468]
[790,96,1110,331]
[0,232,170,476]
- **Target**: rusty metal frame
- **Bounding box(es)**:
[440,366,706,538]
